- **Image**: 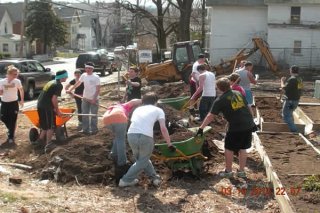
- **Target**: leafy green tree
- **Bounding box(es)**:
[25,0,67,53]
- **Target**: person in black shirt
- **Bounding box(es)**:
[196,77,255,178]
[65,69,84,130]
[122,67,141,102]
[280,65,303,132]
[36,70,68,152]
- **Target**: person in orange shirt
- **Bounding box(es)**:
[103,99,142,183]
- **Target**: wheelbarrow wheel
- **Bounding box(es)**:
[190,157,204,177]
[29,127,39,143]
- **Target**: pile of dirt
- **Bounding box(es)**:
[255,97,283,122]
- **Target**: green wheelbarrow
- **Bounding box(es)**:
[152,126,212,176]
[158,96,190,111]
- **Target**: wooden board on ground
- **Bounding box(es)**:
[260,122,305,134]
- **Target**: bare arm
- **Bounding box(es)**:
[127,80,140,87]
[248,72,257,84]
[200,113,215,129]
[191,74,205,100]
[65,83,72,91]
[51,95,62,116]
[18,87,24,107]
[66,81,81,93]
[159,119,172,147]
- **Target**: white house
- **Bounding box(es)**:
[206,0,320,68]
[0,6,28,57]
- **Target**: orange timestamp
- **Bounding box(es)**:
[219,186,302,197]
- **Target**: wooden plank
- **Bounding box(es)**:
[253,133,296,213]
[261,122,305,134]
[298,102,320,106]
[299,133,320,155]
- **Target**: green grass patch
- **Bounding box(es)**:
[0,191,19,203]
[56,51,79,58]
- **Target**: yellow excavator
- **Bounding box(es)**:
[213,37,278,75]
[138,40,203,83]
[128,37,278,84]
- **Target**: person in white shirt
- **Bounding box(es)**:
[189,54,206,114]
[67,62,101,135]
[0,65,24,148]
[236,61,257,105]
[190,64,216,121]
[119,92,174,187]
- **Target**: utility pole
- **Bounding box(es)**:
[201,0,206,49]
[19,0,28,58]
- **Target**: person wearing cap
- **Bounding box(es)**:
[190,64,216,122]
[65,69,84,130]
[35,70,68,152]
[0,65,24,148]
[66,62,101,135]
[189,54,206,115]
[280,65,303,132]
[235,61,257,106]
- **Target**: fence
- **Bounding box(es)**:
[210,47,320,70]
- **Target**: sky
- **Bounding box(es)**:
[0,0,132,3]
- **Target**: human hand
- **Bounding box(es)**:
[281,77,286,82]
[196,128,203,137]
[19,101,24,108]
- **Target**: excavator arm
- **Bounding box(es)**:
[213,37,279,76]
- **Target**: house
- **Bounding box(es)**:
[0,5,28,57]
[54,6,81,50]
[206,0,320,69]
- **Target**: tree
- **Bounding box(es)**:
[25,0,67,53]
[116,0,177,50]
[168,0,194,41]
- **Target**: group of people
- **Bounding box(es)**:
[0,55,303,186]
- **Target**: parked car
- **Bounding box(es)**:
[76,52,113,76]
[108,52,123,72]
[0,59,53,100]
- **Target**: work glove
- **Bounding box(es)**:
[196,128,203,137]
[168,145,176,152]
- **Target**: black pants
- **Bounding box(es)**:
[199,96,215,121]
[0,101,19,139]
[75,97,82,122]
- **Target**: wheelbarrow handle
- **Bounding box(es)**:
[181,98,201,112]
[62,112,102,117]
[70,93,109,109]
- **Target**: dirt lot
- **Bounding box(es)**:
[258,132,320,213]
[0,75,318,212]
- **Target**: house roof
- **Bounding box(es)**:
[54,7,78,22]
[206,0,265,6]
[0,33,25,42]
[0,7,8,21]
[0,3,23,23]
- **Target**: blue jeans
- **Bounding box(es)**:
[107,123,128,166]
[121,133,158,182]
[199,96,215,121]
[81,99,98,132]
[244,89,253,105]
[282,100,299,132]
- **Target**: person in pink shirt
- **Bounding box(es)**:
[229,73,254,115]
[229,73,246,97]
[103,99,142,183]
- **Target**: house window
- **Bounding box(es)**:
[294,40,301,54]
[4,23,8,34]
[16,44,20,52]
[3,43,9,52]
[291,7,301,24]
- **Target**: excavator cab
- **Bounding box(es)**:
[172,40,202,82]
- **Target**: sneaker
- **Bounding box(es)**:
[152,178,162,187]
[218,170,234,178]
[118,179,139,187]
[78,130,90,135]
[236,170,247,178]
[45,142,57,154]
[0,139,16,149]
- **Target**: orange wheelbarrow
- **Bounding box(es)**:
[22,108,75,143]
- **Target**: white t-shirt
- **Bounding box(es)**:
[128,105,165,138]
[191,61,200,82]
[201,71,216,97]
[79,73,100,100]
[0,78,22,102]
